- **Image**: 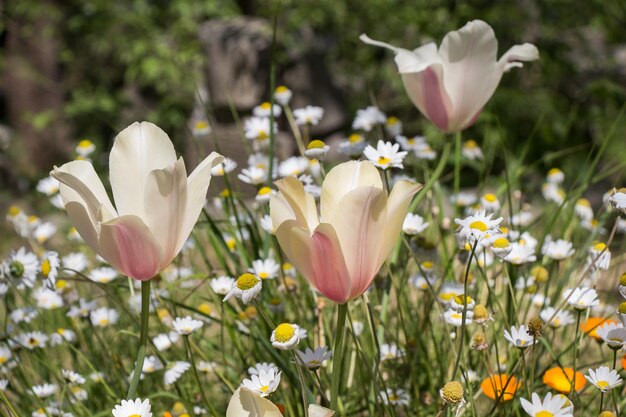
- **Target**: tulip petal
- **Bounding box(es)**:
[275,221,352,303]
[64,201,99,250]
[269,193,296,232]
[109,121,177,218]
[498,43,539,72]
[143,158,188,268]
[98,215,162,280]
[309,404,335,417]
[275,176,319,231]
[378,180,422,268]
[329,187,388,300]
[360,34,440,73]
[51,160,117,224]
[401,66,452,132]
[438,20,501,131]
[320,161,382,221]
[226,387,283,417]
[181,152,223,253]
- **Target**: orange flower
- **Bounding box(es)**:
[621,354,626,370]
[543,367,586,393]
[480,374,520,401]
[581,317,618,341]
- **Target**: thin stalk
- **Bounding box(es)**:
[292,352,310,417]
[127,279,151,399]
[185,335,218,417]
[330,303,348,411]
[571,310,582,396]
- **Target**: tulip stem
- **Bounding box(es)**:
[453,131,462,211]
[127,279,151,399]
[330,302,348,412]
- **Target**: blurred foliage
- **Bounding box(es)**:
[3,0,626,177]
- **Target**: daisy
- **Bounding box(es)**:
[278,156,309,178]
[0,345,12,365]
[112,398,152,417]
[238,167,268,185]
[211,157,237,176]
[504,241,538,265]
[380,343,405,361]
[438,282,465,305]
[75,139,96,157]
[585,366,622,392]
[609,188,626,214]
[191,120,211,137]
[403,213,429,235]
[248,362,279,376]
[142,356,164,374]
[18,331,48,349]
[62,369,86,384]
[210,276,235,295]
[36,176,60,196]
[40,251,60,290]
[510,211,534,227]
[164,361,191,385]
[352,106,386,131]
[491,237,513,259]
[415,144,437,160]
[443,309,474,327]
[62,252,88,276]
[363,140,407,170]
[50,194,64,209]
[385,116,402,136]
[241,369,281,397]
[253,102,282,118]
[450,295,476,312]
[295,346,332,369]
[32,383,58,398]
[462,139,483,160]
[540,308,575,329]
[596,323,626,349]
[66,299,97,318]
[3,247,39,288]
[574,198,593,221]
[381,388,410,406]
[293,106,324,125]
[274,85,292,106]
[51,328,77,345]
[172,316,203,335]
[223,273,262,304]
[33,222,56,244]
[244,117,276,142]
[546,168,564,184]
[587,242,611,271]
[480,193,500,212]
[270,323,300,350]
[197,361,218,373]
[563,287,599,310]
[454,211,503,245]
[304,140,330,160]
[259,215,274,233]
[395,135,426,152]
[89,267,118,284]
[541,238,575,261]
[504,325,537,349]
[11,307,38,324]
[451,192,477,207]
[338,133,367,156]
[90,307,119,328]
[33,287,63,310]
[519,392,572,417]
[152,333,177,352]
[249,259,280,280]
[542,183,565,205]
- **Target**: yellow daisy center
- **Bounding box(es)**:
[198,303,212,316]
[348,134,363,143]
[493,238,510,248]
[259,385,270,393]
[78,139,93,149]
[307,139,326,149]
[378,156,391,165]
[41,259,51,277]
[260,102,271,110]
[594,242,606,251]
[195,121,208,129]
[454,295,473,305]
[597,380,609,388]
[422,261,434,269]
[577,198,590,207]
[464,139,478,149]
[483,193,497,203]
[226,239,236,251]
[274,323,295,343]
[56,279,67,289]
[99,319,109,326]
[536,412,554,417]
[439,292,456,301]
[257,186,272,196]
[0,356,6,364]
[470,221,488,231]
[258,272,270,279]
[57,328,65,334]
[258,130,268,140]
[236,273,259,290]
[8,206,21,216]
[548,168,561,176]
[386,116,398,125]
[275,85,288,93]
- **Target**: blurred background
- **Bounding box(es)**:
[0,0,625,191]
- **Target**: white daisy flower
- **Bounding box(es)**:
[539,308,575,329]
[50,194,64,209]
[241,369,281,397]
[338,133,367,156]
[443,309,474,327]
[480,193,500,212]
[395,135,426,152]
[244,117,277,142]
[223,273,262,304]
[164,361,191,385]
[278,156,309,178]
[0,345,12,366]
[62,369,85,385]
[454,211,503,246]
[293,106,324,126]
[596,322,626,349]
[32,383,58,398]
[585,366,622,393]
[462,139,483,160]
[274,85,292,106]
[40,251,60,290]
[248,362,279,376]
[210,276,235,295]
[112,398,152,417]
[546,168,565,184]
[152,333,177,352]
[541,237,575,261]
[574,198,593,221]
[352,106,386,131]
[609,188,626,214]
[510,210,534,227]
[0,379,7,390]
[380,343,405,361]
[3,247,39,288]
[270,323,300,350]
[381,388,410,406]
[197,361,218,373]
[211,157,237,176]
[249,259,280,280]
[451,192,478,207]
[51,328,77,346]
[438,282,464,305]
[11,307,38,324]
[385,116,402,137]
[18,331,48,349]
[363,140,407,170]
[36,176,60,196]
[403,213,429,235]
[542,183,565,205]
[66,299,97,318]
[563,287,599,310]
[191,120,212,138]
[33,287,63,310]
[33,222,56,244]
[89,267,118,284]
[75,139,96,157]
[172,316,204,335]
[62,252,88,276]
[90,307,119,328]
[415,144,437,160]
[519,392,572,417]
[238,167,268,185]
[142,356,164,374]
[587,242,611,271]
[295,346,332,369]
[304,140,330,160]
[259,215,274,233]
[253,102,282,118]
[504,325,537,349]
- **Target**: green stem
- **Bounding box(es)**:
[330,303,348,412]
[453,131,462,212]
[0,389,20,417]
[292,352,310,417]
[127,279,151,399]
[571,310,581,396]
[185,336,218,417]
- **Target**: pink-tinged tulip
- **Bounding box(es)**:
[360,20,539,132]
[226,387,335,417]
[270,161,421,303]
[51,122,223,281]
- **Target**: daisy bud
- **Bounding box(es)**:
[304,140,329,160]
[470,332,488,351]
[473,305,490,325]
[530,266,549,283]
[527,317,544,338]
[440,381,464,405]
[599,412,616,417]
